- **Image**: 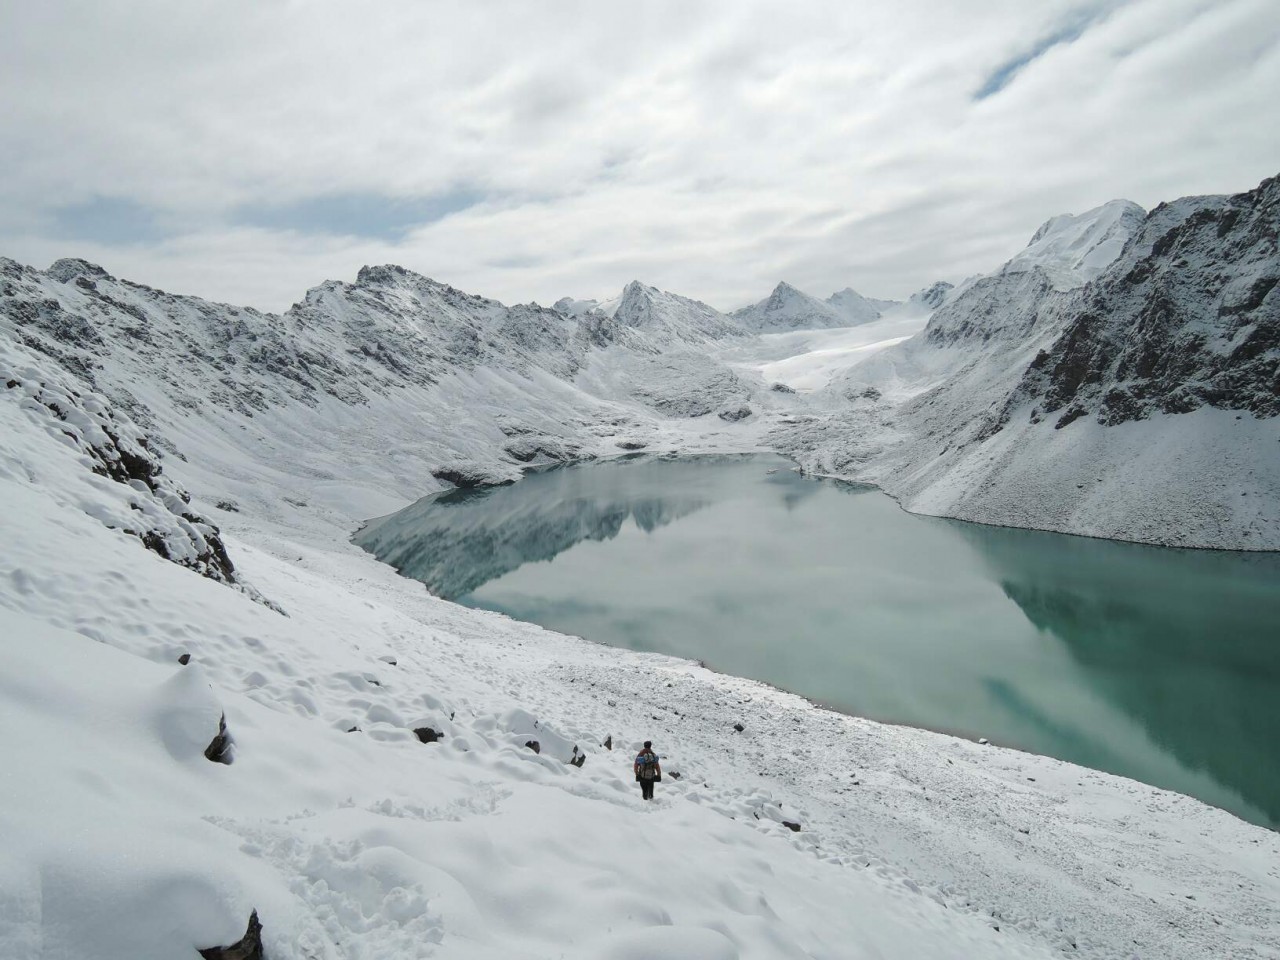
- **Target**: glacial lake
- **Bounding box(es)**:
[355,454,1280,828]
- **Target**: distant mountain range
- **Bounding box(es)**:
[556,277,952,335]
[3,173,1276,550]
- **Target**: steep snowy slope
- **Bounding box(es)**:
[780,177,1279,549]
[0,257,767,504]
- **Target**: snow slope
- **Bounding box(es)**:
[3,338,1278,960]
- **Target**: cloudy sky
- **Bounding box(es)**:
[2,0,1278,312]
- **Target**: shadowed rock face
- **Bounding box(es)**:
[1009,175,1279,428]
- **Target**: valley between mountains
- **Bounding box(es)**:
[1,175,1277,959]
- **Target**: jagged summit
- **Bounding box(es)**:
[607,280,739,344]
[732,281,897,332]
[47,258,114,283]
[352,263,500,304]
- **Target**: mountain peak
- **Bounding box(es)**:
[356,263,434,287]
[47,258,113,284]
[1008,200,1146,290]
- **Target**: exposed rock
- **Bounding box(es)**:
[47,258,113,284]
[0,360,281,609]
[178,653,191,665]
[616,440,647,451]
[733,722,745,733]
[414,727,440,744]
[204,713,234,765]
[718,406,752,422]
[569,745,585,768]
[524,740,540,754]
[603,735,613,750]
[432,463,512,489]
[782,821,802,833]
[503,436,581,463]
[1005,176,1280,425]
[198,909,263,960]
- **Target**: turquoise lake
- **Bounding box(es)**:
[355,454,1280,828]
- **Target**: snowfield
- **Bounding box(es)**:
[2,174,1278,959]
[3,351,1278,960]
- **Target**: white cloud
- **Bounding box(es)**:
[1,0,1277,311]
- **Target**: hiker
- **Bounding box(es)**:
[634,740,661,800]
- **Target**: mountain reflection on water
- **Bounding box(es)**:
[356,453,1280,828]
[355,455,806,599]
[956,521,1280,826]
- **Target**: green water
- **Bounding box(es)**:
[355,454,1280,828]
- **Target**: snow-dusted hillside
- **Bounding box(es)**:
[778,175,1280,550]
[2,174,1279,958]
[4,330,1278,960]
[0,256,772,506]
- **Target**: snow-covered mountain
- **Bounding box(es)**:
[731,281,898,332]
[3,176,1280,959]
[1002,199,1146,290]
[608,280,742,344]
[908,279,955,310]
[779,176,1279,549]
[1,257,772,499]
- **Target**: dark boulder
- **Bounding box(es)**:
[198,909,263,960]
[204,713,234,765]
[413,727,440,744]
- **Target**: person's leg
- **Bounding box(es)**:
[642,780,653,800]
